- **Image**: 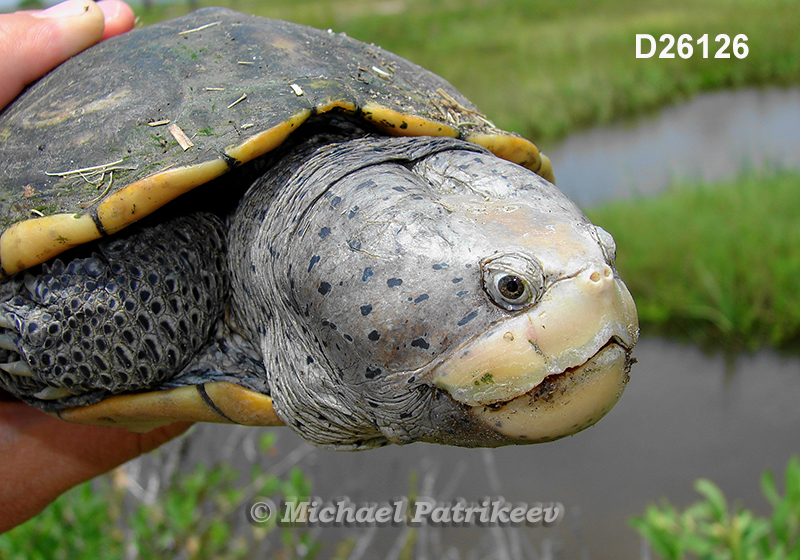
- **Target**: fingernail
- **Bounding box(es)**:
[97,0,121,20]
[33,0,93,18]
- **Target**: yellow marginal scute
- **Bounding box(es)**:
[203,382,285,426]
[361,102,459,137]
[465,132,554,183]
[0,213,100,276]
[314,100,358,114]
[225,110,311,163]
[55,382,284,433]
[96,158,230,235]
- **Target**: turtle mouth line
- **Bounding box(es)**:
[471,340,632,442]
[488,337,631,411]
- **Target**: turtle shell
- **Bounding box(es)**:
[0,7,552,278]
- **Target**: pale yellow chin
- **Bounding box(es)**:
[472,342,630,442]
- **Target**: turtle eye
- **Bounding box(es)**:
[496,274,526,301]
[481,253,544,311]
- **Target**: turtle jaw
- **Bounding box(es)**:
[430,263,638,442]
[470,340,633,442]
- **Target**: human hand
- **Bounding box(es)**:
[0,0,135,107]
[0,399,191,533]
[0,0,192,534]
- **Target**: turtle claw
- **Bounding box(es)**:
[0,334,19,352]
[0,313,14,330]
[33,386,72,400]
[0,360,34,377]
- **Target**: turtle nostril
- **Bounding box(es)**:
[589,265,612,283]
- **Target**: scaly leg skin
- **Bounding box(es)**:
[0,213,228,412]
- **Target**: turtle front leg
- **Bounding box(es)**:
[0,213,228,411]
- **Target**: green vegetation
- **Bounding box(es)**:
[0,433,317,560]
[587,170,800,351]
[132,0,800,146]
[631,455,800,559]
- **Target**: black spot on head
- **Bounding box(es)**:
[318,282,331,295]
[362,267,373,282]
[306,356,314,364]
[457,310,479,326]
[387,278,403,288]
[319,227,331,239]
[308,255,320,273]
[456,290,469,297]
[411,338,430,350]
[452,277,463,283]
[360,305,372,316]
[365,366,382,379]
[368,330,380,341]
[432,263,449,270]
[414,294,429,304]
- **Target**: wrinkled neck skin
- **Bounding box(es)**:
[229,134,633,450]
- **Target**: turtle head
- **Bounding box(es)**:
[428,224,637,443]
[234,135,638,449]
[383,144,638,446]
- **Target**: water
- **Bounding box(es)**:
[547,88,800,207]
[167,339,800,559]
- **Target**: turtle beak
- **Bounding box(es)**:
[430,263,638,442]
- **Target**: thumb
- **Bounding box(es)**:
[0,0,105,108]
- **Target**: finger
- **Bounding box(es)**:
[97,0,135,40]
[0,0,105,108]
[0,402,192,532]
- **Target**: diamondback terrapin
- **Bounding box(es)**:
[0,8,638,449]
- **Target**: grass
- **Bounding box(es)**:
[132,0,800,147]
[631,456,800,559]
[587,170,800,352]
